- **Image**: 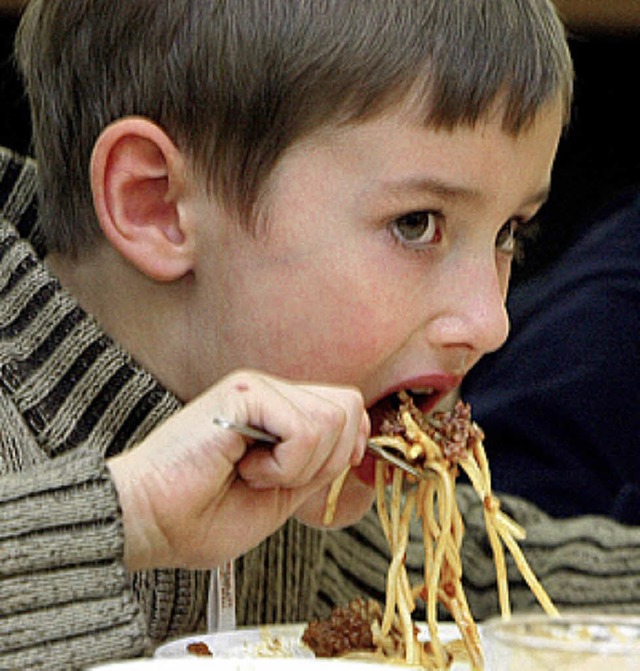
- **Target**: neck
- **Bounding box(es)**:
[46,244,197,401]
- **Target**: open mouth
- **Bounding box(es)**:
[354,388,441,487]
[368,388,438,436]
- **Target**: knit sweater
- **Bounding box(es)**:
[0,148,325,669]
[2,146,640,670]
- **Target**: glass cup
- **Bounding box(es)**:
[482,612,640,671]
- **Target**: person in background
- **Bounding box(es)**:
[0,1,572,668]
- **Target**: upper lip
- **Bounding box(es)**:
[368,373,463,408]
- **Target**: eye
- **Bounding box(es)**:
[390,211,441,249]
[496,219,519,255]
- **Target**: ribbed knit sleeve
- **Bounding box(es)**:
[0,447,149,670]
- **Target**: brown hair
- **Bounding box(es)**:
[16,0,573,255]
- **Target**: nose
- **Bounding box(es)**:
[426,254,510,360]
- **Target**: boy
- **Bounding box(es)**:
[1,0,571,668]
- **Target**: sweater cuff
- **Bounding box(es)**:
[0,448,148,665]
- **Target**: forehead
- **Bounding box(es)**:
[263,98,564,210]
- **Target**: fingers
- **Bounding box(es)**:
[109,369,372,570]
[229,372,369,490]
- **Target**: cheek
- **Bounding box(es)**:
[270,292,394,381]
[239,272,404,383]
[208,228,417,382]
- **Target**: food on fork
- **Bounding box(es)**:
[319,392,558,670]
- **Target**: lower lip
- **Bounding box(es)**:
[352,451,398,488]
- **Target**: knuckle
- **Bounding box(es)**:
[318,404,348,435]
[340,386,365,411]
[297,423,323,451]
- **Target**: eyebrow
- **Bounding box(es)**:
[376,175,551,210]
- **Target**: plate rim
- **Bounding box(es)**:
[153,621,469,669]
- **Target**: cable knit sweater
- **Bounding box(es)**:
[2,146,640,670]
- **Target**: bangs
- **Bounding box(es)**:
[194,0,573,217]
[410,0,573,133]
[325,0,573,133]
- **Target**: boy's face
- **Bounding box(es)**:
[186,101,563,429]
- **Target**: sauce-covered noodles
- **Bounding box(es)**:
[319,392,558,670]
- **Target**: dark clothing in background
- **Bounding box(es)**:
[462,189,640,523]
[512,33,640,282]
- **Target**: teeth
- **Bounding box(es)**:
[409,387,435,396]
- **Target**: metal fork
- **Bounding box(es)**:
[213,417,432,480]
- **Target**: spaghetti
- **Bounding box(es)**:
[318,392,558,670]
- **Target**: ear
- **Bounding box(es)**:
[91,117,194,282]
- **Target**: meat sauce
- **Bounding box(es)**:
[302,600,376,657]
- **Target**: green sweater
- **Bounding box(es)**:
[2,147,640,670]
[0,148,325,669]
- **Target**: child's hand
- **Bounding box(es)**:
[107,370,374,570]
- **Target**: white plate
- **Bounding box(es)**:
[154,622,471,669]
[92,660,417,669]
[155,625,313,660]
[94,659,455,670]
